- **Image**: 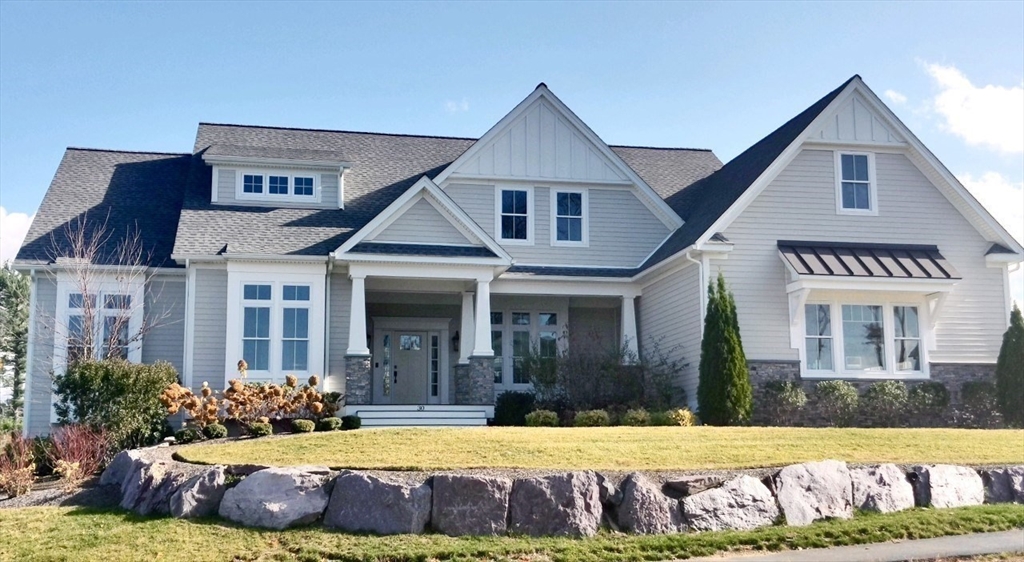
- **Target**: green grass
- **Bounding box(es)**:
[176,426,1024,471]
[1,504,1021,561]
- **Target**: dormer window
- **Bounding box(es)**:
[236,170,319,202]
[835,152,877,215]
[243,174,264,194]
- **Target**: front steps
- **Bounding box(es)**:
[341,404,494,427]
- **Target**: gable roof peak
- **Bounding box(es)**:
[535,82,548,90]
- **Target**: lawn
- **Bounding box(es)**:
[1,504,1021,562]
[176,426,1024,471]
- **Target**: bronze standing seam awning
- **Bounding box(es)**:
[778,241,960,280]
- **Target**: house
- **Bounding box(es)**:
[15,76,1023,435]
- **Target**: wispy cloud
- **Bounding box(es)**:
[0,206,33,265]
[958,171,1024,306]
[884,89,907,105]
[444,98,469,114]
[925,63,1024,154]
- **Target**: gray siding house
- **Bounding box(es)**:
[16,77,1022,435]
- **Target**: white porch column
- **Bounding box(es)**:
[472,280,493,357]
[622,295,638,362]
[459,291,475,364]
[346,274,370,355]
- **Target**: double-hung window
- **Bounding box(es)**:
[893,306,921,372]
[553,190,587,245]
[511,312,531,384]
[499,188,530,242]
[804,304,833,371]
[802,301,924,377]
[281,285,310,371]
[842,305,885,372]
[101,294,131,359]
[67,293,95,364]
[836,153,876,214]
[242,284,272,371]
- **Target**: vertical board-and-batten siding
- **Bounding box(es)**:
[215,167,339,209]
[191,268,228,389]
[638,262,703,410]
[811,93,905,145]
[327,272,352,394]
[444,183,669,267]
[141,277,186,374]
[370,198,473,245]
[716,149,1006,363]
[26,275,56,436]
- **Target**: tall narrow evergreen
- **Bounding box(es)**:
[697,272,752,425]
[995,304,1024,427]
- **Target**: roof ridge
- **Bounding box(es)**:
[610,144,715,152]
[67,146,190,156]
[198,122,479,142]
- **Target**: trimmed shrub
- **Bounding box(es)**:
[291,419,315,433]
[203,423,228,440]
[669,408,699,427]
[47,424,109,491]
[908,382,950,420]
[621,408,650,427]
[524,410,559,427]
[996,305,1024,427]
[0,432,35,497]
[649,411,675,426]
[340,415,362,431]
[317,417,342,432]
[248,422,273,437]
[760,380,808,426]
[955,381,1003,429]
[697,273,751,426]
[574,409,611,427]
[493,391,536,426]
[53,359,178,450]
[861,381,908,427]
[174,427,204,444]
[815,380,858,427]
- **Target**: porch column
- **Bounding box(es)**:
[472,280,493,357]
[346,274,369,355]
[459,291,475,364]
[622,295,638,362]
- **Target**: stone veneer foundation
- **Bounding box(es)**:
[455,356,496,405]
[343,355,372,405]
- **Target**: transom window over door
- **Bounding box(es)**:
[499,188,530,242]
[553,190,587,245]
[836,152,876,214]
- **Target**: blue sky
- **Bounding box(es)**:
[1,1,1022,301]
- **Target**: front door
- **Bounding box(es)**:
[392,332,428,404]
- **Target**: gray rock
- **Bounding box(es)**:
[596,472,622,506]
[981,468,1015,504]
[169,466,227,519]
[774,460,853,526]
[431,474,511,536]
[324,471,431,535]
[1008,466,1024,503]
[665,475,724,497]
[99,449,141,488]
[851,464,915,513]
[617,473,685,534]
[119,460,195,516]
[683,475,779,532]
[218,466,333,529]
[509,472,602,537]
[910,465,984,508]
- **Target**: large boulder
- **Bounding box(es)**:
[910,465,984,508]
[431,474,511,536]
[617,473,685,534]
[509,472,602,537]
[218,466,333,530]
[665,475,724,497]
[100,449,141,488]
[774,460,853,526]
[169,466,227,519]
[683,475,779,532]
[980,468,1015,504]
[850,464,915,513]
[1010,466,1024,503]
[323,471,431,535]
[119,459,197,516]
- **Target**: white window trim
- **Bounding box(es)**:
[235,169,322,204]
[494,185,534,245]
[224,265,325,382]
[549,187,589,247]
[798,295,929,380]
[834,151,878,216]
[492,306,566,391]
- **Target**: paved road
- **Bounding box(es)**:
[685,529,1024,562]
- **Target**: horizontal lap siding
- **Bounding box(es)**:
[568,306,619,354]
[215,167,339,209]
[192,268,228,389]
[371,198,471,245]
[26,276,56,436]
[141,277,186,374]
[717,149,1006,362]
[327,273,352,393]
[638,263,702,410]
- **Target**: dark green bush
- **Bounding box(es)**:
[649,410,675,426]
[493,391,536,426]
[291,419,315,433]
[861,381,908,427]
[53,359,178,450]
[621,408,650,426]
[341,415,361,430]
[760,380,808,426]
[574,409,611,427]
[174,427,204,444]
[955,381,1003,428]
[317,417,342,431]
[202,423,228,440]
[815,380,859,427]
[908,382,950,419]
[524,410,559,427]
[996,305,1024,427]
[30,436,54,476]
[248,422,273,437]
[697,273,751,426]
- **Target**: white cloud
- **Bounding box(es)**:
[444,98,470,114]
[0,206,34,266]
[959,172,1024,307]
[884,89,907,105]
[925,63,1024,154]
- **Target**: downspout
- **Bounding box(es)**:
[324,254,334,390]
[685,250,705,324]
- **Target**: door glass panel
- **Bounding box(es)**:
[400,334,421,350]
[430,335,439,397]
[382,333,391,396]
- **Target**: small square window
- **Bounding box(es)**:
[512,312,530,326]
[294,177,314,196]
[268,175,289,195]
[490,312,503,326]
[283,285,310,301]
[69,293,96,309]
[539,313,557,326]
[243,284,272,300]
[243,174,264,194]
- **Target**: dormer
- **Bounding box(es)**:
[202,144,352,209]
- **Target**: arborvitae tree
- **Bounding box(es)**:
[995,304,1024,427]
[697,272,752,425]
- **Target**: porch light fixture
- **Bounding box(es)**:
[452,331,460,353]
